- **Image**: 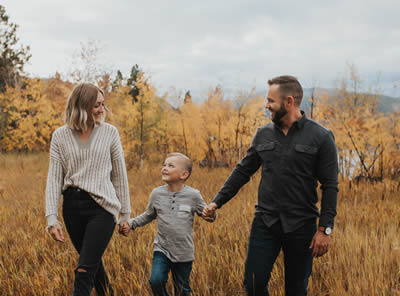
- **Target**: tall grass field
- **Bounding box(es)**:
[0,153,399,295]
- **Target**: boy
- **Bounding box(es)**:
[122,152,215,296]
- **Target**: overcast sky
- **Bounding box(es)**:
[2,0,400,99]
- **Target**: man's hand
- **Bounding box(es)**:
[48,223,66,243]
[310,230,331,257]
[202,202,218,221]
[118,222,131,237]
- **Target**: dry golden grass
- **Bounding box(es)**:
[0,153,399,295]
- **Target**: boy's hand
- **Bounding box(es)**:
[203,202,218,220]
[202,212,216,222]
[118,222,130,237]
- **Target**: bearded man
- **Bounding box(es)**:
[203,75,339,296]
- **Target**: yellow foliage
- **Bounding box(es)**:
[0,70,398,178]
[0,78,63,151]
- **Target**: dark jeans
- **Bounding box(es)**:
[62,187,115,296]
[243,213,316,296]
[149,251,193,296]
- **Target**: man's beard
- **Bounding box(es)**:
[272,103,288,126]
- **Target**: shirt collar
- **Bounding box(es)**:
[293,111,307,129]
[273,110,307,130]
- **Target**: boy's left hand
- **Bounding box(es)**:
[202,209,216,222]
[203,202,218,220]
[118,222,130,236]
[202,215,216,222]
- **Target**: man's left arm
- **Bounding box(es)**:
[317,130,339,229]
[311,130,339,257]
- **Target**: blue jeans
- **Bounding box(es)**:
[63,187,115,296]
[149,251,193,296]
[243,213,316,296]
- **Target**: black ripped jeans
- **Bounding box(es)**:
[62,187,115,296]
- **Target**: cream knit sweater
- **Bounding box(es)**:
[45,123,131,226]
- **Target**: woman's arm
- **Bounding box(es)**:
[110,127,131,223]
[45,132,66,242]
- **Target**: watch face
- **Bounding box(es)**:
[325,227,332,235]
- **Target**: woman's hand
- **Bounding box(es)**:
[118,222,130,237]
[48,223,66,242]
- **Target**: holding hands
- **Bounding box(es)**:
[119,221,131,236]
[202,202,218,221]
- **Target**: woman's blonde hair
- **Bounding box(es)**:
[64,83,106,131]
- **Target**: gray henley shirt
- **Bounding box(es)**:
[129,185,213,262]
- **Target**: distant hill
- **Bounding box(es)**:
[236,88,400,114]
[299,88,400,114]
[192,88,400,114]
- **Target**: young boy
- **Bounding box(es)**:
[122,152,215,296]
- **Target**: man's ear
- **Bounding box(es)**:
[286,95,295,107]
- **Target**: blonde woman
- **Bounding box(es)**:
[45,83,131,296]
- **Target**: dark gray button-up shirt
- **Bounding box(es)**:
[213,113,339,233]
[129,185,210,262]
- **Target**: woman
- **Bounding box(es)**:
[45,83,131,296]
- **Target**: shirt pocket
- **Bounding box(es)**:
[256,142,276,167]
[293,144,318,174]
[177,204,192,218]
[294,144,318,155]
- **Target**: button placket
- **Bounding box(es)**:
[171,193,176,210]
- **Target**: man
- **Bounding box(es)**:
[203,75,339,296]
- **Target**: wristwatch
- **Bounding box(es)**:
[319,226,332,235]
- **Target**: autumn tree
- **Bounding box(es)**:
[167,90,207,161]
[107,70,167,168]
[199,86,233,166]
[42,72,73,114]
[0,78,63,151]
[314,65,386,180]
[229,89,267,163]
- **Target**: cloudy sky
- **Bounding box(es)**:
[3,0,400,99]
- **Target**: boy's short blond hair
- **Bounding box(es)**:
[167,152,193,180]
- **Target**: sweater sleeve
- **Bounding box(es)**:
[45,132,64,226]
[110,127,131,222]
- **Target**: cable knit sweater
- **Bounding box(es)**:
[45,123,131,227]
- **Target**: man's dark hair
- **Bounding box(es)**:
[268,75,303,106]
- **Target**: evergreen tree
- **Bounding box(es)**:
[0,5,31,92]
[127,64,141,103]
